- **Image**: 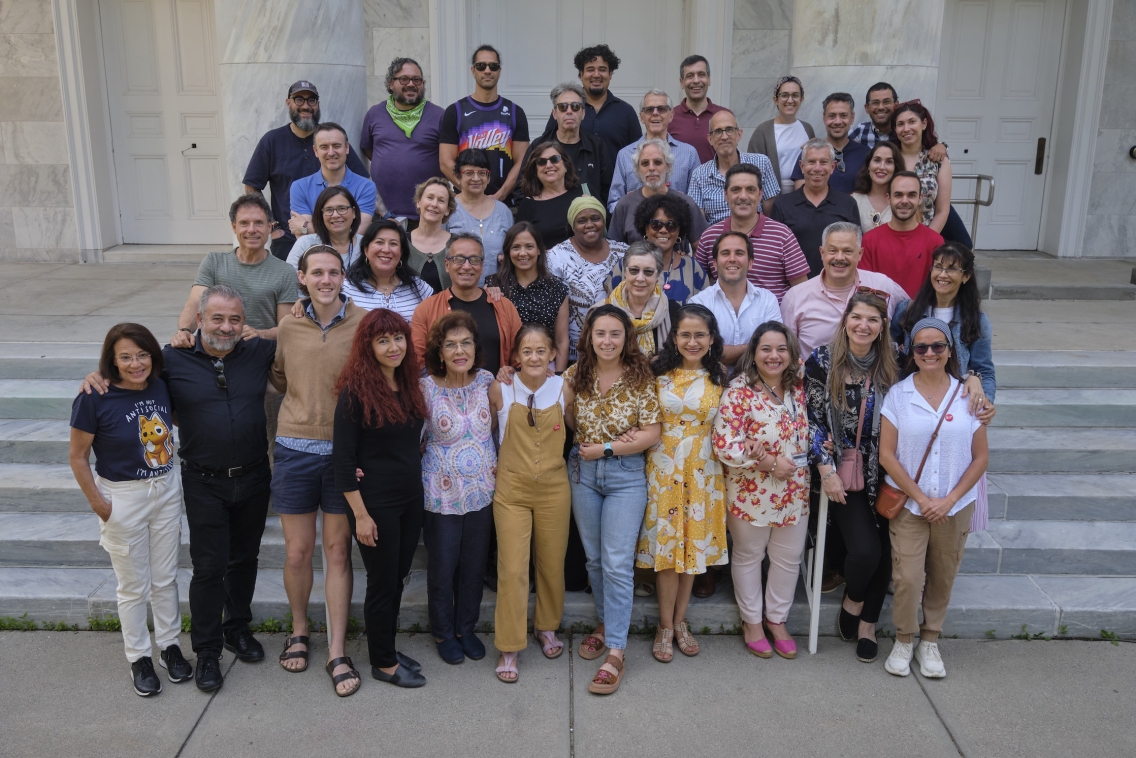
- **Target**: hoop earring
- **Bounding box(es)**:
[397,260,403,269]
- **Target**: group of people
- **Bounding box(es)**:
[68,43,996,701]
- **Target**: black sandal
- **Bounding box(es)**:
[325,656,361,697]
[278,635,310,672]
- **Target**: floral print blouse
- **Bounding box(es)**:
[420,370,497,515]
[714,375,810,527]
[912,150,941,226]
[564,363,661,445]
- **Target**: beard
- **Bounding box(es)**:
[289,106,320,132]
[586,84,606,97]
[642,176,666,191]
[394,90,424,107]
[202,329,240,353]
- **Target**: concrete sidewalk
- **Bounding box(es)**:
[1,631,1132,757]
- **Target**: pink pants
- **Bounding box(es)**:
[728,514,808,625]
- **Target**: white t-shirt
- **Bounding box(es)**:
[496,375,566,444]
[880,375,982,518]
[774,121,809,181]
[932,306,956,323]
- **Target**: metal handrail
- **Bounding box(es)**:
[951,174,995,248]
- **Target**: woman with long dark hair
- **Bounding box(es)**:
[342,219,434,321]
[851,142,902,230]
[890,102,971,246]
[805,291,899,664]
[333,308,430,688]
[286,185,363,269]
[637,304,728,662]
[515,142,585,248]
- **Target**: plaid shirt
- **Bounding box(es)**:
[849,120,890,149]
[688,152,781,225]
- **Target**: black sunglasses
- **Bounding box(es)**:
[212,358,227,390]
[527,392,536,427]
[648,219,679,232]
[536,155,562,167]
[912,342,949,355]
[555,102,584,113]
[473,62,501,72]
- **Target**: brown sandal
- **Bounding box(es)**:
[587,654,625,695]
[278,635,309,672]
[578,628,607,660]
[674,621,700,656]
[325,656,361,697]
[652,627,674,663]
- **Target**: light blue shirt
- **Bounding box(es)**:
[607,135,701,211]
[444,199,513,285]
[289,169,378,217]
[688,152,781,225]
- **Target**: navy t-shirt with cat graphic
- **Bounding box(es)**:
[70,379,176,482]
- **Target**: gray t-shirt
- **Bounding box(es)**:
[606,189,709,245]
[193,250,297,330]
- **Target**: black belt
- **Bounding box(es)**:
[183,458,266,478]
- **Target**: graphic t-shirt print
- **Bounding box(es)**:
[127,399,175,477]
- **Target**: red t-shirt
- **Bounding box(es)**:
[859,223,944,298]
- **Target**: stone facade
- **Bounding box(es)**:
[1083,0,1136,257]
[0,0,77,261]
[730,0,793,136]
[365,0,431,108]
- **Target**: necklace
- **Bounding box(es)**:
[914,373,949,402]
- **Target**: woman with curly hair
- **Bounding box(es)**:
[637,304,728,662]
[606,192,708,305]
[565,304,661,695]
[333,308,429,688]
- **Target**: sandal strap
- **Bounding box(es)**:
[326,656,359,686]
[602,654,624,672]
[284,635,310,647]
[582,634,605,650]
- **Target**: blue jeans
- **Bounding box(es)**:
[569,451,648,650]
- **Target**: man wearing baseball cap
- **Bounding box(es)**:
[243,81,372,260]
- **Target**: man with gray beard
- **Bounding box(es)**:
[606,138,707,244]
[243,80,370,259]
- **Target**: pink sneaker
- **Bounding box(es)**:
[745,637,773,659]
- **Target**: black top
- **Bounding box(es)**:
[768,187,861,277]
[333,389,425,508]
[439,96,531,196]
[522,131,612,209]
[789,140,871,195]
[420,258,442,293]
[241,124,368,246]
[500,276,569,336]
[161,336,277,470]
[544,91,642,163]
[448,290,502,375]
[70,379,176,482]
[515,187,584,250]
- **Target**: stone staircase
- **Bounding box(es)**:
[1,342,1134,639]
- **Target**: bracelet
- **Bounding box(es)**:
[821,470,837,482]
[179,328,193,333]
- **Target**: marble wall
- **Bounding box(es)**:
[730,0,793,142]
[0,0,78,261]
[1083,0,1136,256]
[364,0,431,113]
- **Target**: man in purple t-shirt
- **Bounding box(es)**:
[360,58,444,223]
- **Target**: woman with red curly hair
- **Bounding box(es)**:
[333,308,429,689]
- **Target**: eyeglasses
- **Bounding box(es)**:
[641,105,671,114]
[526,392,536,427]
[322,205,353,217]
[855,285,892,302]
[867,98,895,108]
[536,155,562,167]
[392,76,424,86]
[442,338,476,352]
[625,266,657,278]
[212,358,227,391]
[446,254,484,266]
[913,342,949,355]
[710,126,740,138]
[291,95,319,106]
[647,219,679,233]
[460,169,490,179]
[555,102,584,113]
[931,263,965,275]
[777,92,802,101]
[116,351,151,364]
[473,62,501,72]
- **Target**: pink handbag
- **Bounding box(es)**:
[836,375,870,492]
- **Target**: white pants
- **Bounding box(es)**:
[96,472,183,662]
[728,514,808,625]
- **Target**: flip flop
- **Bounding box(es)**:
[534,630,564,659]
[495,652,518,683]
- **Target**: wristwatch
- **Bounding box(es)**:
[603,442,614,459]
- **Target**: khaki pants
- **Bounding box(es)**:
[889,502,974,644]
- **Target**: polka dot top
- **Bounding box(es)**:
[501,276,569,335]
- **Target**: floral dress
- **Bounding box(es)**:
[636,368,728,574]
[713,375,810,526]
[912,150,941,226]
[420,370,497,514]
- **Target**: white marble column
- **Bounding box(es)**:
[214,0,368,194]
[789,0,946,129]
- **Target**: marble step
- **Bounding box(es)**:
[0,380,81,419]
[0,342,99,380]
[986,428,1136,474]
[960,520,1136,575]
[0,512,427,572]
[985,474,1136,522]
[0,420,184,466]
[2,567,1132,640]
[991,350,1136,389]
[988,389,1136,428]
[0,464,89,512]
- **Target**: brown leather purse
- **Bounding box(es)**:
[876,381,962,519]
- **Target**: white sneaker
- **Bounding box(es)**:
[884,640,913,677]
[914,641,946,678]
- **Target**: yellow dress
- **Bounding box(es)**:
[636,368,728,573]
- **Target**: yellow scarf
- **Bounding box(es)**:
[607,280,670,356]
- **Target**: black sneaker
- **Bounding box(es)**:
[130,656,162,697]
[223,630,265,662]
[160,644,193,683]
[195,654,223,692]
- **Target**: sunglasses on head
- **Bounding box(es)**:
[536,154,562,167]
[855,285,891,302]
[913,342,949,355]
[473,61,501,71]
[555,102,584,113]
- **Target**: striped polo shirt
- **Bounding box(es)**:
[694,215,811,303]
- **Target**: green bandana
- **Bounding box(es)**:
[386,96,426,138]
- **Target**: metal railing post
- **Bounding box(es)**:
[951,174,995,248]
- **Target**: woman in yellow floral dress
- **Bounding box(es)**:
[636,304,728,662]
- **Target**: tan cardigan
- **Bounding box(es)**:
[270,300,364,441]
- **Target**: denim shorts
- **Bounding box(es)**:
[270,444,347,515]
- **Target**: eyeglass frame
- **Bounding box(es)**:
[290,95,319,106]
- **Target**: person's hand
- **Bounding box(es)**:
[89,497,112,522]
[242,324,260,341]
[288,211,307,238]
[822,438,834,455]
[921,497,954,524]
[578,442,604,461]
[355,468,364,481]
[80,371,111,396]
[271,227,285,240]
[616,427,639,444]
[770,456,796,481]
[290,300,305,319]
[170,329,195,349]
[496,365,516,384]
[742,438,767,462]
[977,402,996,425]
[822,471,847,504]
[486,286,503,303]
[961,374,985,414]
[928,143,948,163]
[354,512,378,547]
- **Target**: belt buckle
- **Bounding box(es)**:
[227,466,242,477]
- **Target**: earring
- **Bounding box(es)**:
[397,260,403,269]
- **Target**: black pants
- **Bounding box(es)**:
[423,507,492,639]
[270,236,293,261]
[181,462,271,657]
[348,500,422,669]
[941,205,974,249]
[828,489,892,624]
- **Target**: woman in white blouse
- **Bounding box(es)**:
[879,317,988,680]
